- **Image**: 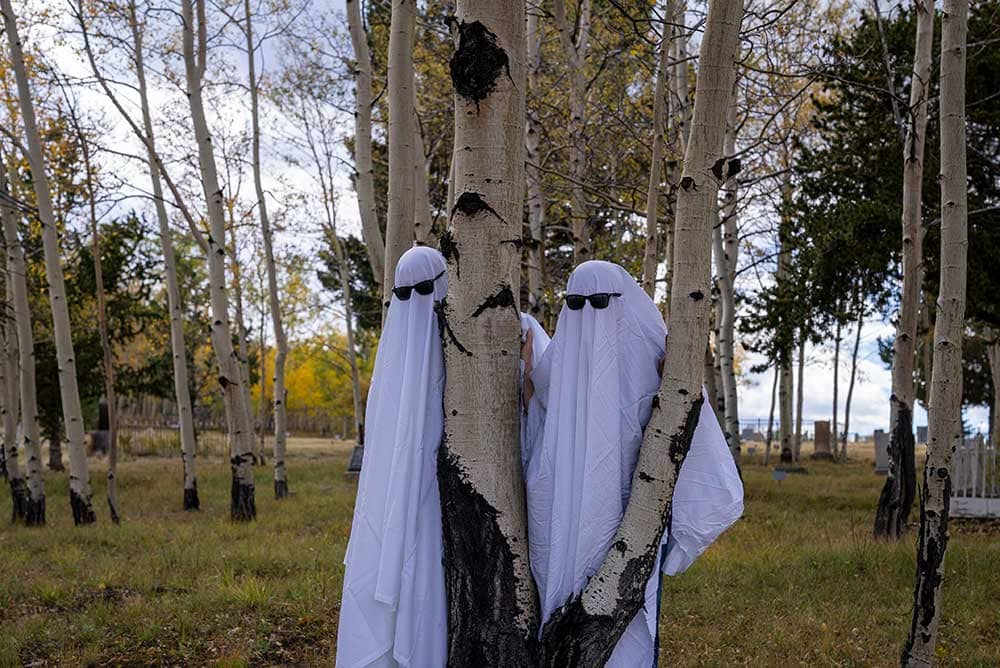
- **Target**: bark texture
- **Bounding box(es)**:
[902,0,966,661]
[126,0,200,510]
[553,0,593,263]
[345,0,385,287]
[382,0,417,304]
[525,5,546,316]
[440,6,538,665]
[540,0,743,662]
[641,0,672,297]
[182,0,256,520]
[874,0,933,540]
[2,159,44,524]
[242,0,289,499]
[3,0,95,524]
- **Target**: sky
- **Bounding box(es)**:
[17,0,992,438]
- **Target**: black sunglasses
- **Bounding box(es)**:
[392,270,445,300]
[565,292,622,310]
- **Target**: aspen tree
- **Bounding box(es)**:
[181,0,256,520]
[541,0,743,661]
[525,1,546,315]
[2,0,95,524]
[874,0,934,540]
[902,0,967,660]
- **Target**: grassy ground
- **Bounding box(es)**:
[1,441,998,666]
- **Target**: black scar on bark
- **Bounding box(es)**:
[472,285,517,319]
[70,489,96,525]
[727,158,742,178]
[540,397,703,667]
[437,443,540,667]
[230,453,257,521]
[274,478,289,500]
[873,399,915,539]
[183,479,200,511]
[680,176,695,191]
[710,158,727,181]
[689,290,704,301]
[449,20,511,110]
[9,477,29,523]
[901,466,951,661]
[435,300,473,357]
[439,230,461,278]
[452,192,504,224]
[25,494,45,526]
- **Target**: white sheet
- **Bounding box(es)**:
[337,247,448,668]
[525,261,744,667]
[520,313,551,469]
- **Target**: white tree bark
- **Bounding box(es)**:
[242,0,289,498]
[553,0,593,263]
[2,158,44,524]
[764,363,778,465]
[641,0,673,297]
[383,0,417,305]
[875,0,933,540]
[987,333,999,452]
[2,0,95,524]
[716,89,741,462]
[440,4,537,663]
[794,332,805,461]
[0,162,29,522]
[903,0,967,660]
[525,2,546,316]
[124,0,200,510]
[841,302,864,460]
[777,178,794,464]
[182,0,256,520]
[413,101,435,245]
[345,0,385,285]
[541,0,743,661]
[831,314,842,450]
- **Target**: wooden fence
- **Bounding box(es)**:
[951,434,999,519]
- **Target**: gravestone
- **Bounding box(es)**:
[874,429,889,474]
[811,420,833,460]
[916,425,928,444]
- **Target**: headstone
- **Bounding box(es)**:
[874,429,889,474]
[811,420,833,460]
[916,425,928,444]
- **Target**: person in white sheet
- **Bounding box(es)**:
[520,313,550,469]
[522,260,744,667]
[337,247,448,668]
[337,245,551,668]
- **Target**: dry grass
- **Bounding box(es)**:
[0,439,997,666]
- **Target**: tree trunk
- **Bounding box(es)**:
[242,0,289,498]
[2,0,95,524]
[764,362,778,466]
[0,164,28,522]
[126,0,199,510]
[794,331,805,461]
[382,0,417,305]
[777,178,794,464]
[228,225,260,467]
[903,0,967,660]
[540,0,743,661]
[2,158,45,524]
[715,91,740,463]
[874,0,933,541]
[440,5,537,664]
[641,0,672,297]
[525,4,546,317]
[704,338,719,421]
[413,101,435,245]
[553,0,593,263]
[832,315,842,449]
[70,107,121,522]
[331,231,364,444]
[345,0,385,286]
[841,301,864,461]
[987,333,998,452]
[182,0,256,521]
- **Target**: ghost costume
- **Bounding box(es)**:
[525,261,744,667]
[520,313,551,469]
[337,247,448,668]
